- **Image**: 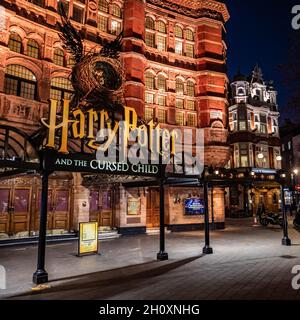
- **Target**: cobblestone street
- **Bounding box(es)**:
[1,219,300,300]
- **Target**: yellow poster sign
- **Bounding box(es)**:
[78,222,99,256]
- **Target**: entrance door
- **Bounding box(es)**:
[90,190,100,223]
[11,188,31,235]
[35,189,70,232]
[0,188,10,234]
[0,187,31,236]
[89,190,112,228]
[52,190,70,230]
[146,189,160,228]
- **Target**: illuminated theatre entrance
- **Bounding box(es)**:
[0,123,292,286]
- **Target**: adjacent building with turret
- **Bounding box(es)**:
[227,65,282,217]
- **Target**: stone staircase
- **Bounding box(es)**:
[98,228,121,240]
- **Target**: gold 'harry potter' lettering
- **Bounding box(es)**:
[41,100,178,155]
[41,99,74,154]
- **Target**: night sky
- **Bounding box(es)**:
[225,0,300,123]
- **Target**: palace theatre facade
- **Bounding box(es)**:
[0,0,230,239]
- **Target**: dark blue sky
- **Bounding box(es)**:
[225,0,299,121]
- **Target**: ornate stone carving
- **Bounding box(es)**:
[147,0,229,22]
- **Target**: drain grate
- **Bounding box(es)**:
[280,255,298,260]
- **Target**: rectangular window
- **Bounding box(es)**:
[145,32,155,48]
[4,77,18,96]
[145,92,154,104]
[20,82,35,100]
[158,95,166,106]
[261,124,267,134]
[176,99,184,109]
[187,113,197,127]
[50,88,62,101]
[4,77,36,100]
[98,15,108,32]
[72,5,84,23]
[239,121,246,131]
[186,43,194,58]
[240,144,249,167]
[145,107,154,122]
[157,35,166,51]
[111,20,122,35]
[158,109,166,123]
[176,112,184,126]
[240,155,249,167]
[186,100,195,110]
[260,114,267,123]
[175,41,183,55]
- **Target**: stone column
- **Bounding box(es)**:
[72,173,90,232]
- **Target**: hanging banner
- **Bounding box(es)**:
[78,222,99,256]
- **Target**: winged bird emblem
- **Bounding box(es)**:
[57,2,125,111]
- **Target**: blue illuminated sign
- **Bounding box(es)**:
[184,198,205,215]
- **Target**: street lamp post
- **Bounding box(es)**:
[280,185,292,246]
[203,180,213,254]
[293,169,299,210]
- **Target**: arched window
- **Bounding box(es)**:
[98,0,109,13]
[111,4,121,18]
[187,80,195,96]
[27,39,39,59]
[146,16,155,30]
[50,77,73,102]
[8,33,22,53]
[157,20,167,33]
[53,49,65,67]
[174,25,183,38]
[176,78,184,95]
[185,29,194,41]
[4,65,37,100]
[145,72,155,90]
[157,75,167,91]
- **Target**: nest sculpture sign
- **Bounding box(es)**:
[39,4,204,178]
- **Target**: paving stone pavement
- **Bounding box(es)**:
[1,218,300,300]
